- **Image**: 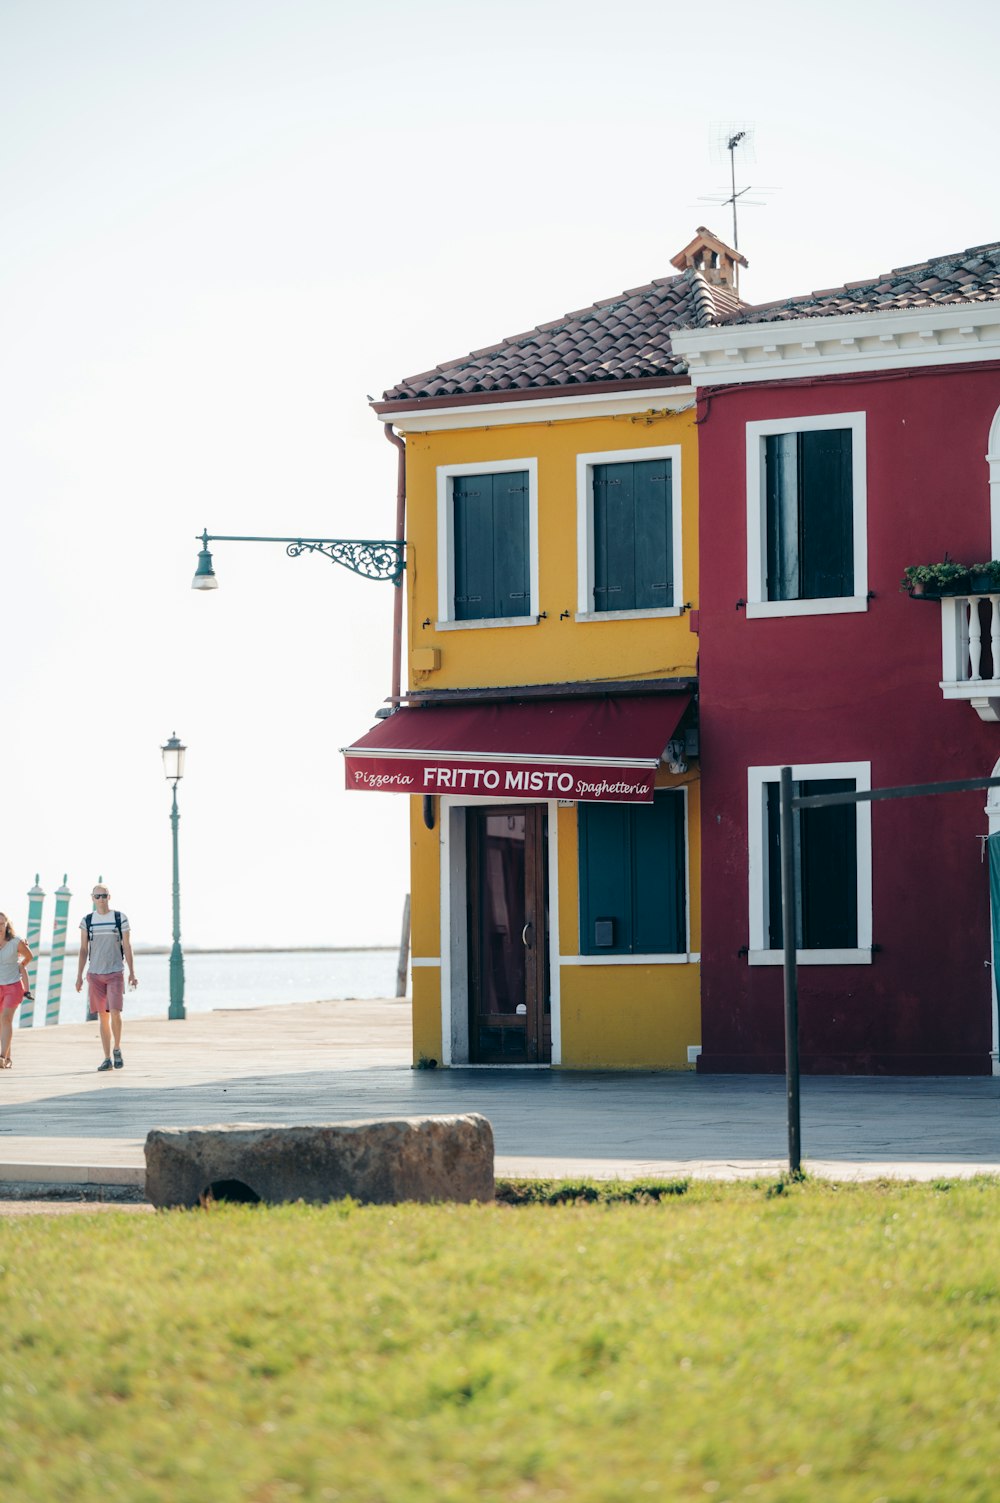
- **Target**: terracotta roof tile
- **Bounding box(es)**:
[381,268,746,401]
[724,240,1000,325]
[380,237,1000,405]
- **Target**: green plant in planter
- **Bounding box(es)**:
[901,560,973,597]
[965,561,1000,593]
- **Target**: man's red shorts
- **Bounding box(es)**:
[88,972,125,1013]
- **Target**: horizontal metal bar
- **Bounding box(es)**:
[793,775,1000,810]
[200,534,404,546]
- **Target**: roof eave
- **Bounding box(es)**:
[371,372,692,418]
[671,297,1000,386]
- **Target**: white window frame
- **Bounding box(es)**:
[436,458,540,629]
[745,412,867,619]
[988,404,1000,559]
[575,444,684,620]
[747,760,873,966]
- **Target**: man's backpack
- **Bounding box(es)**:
[84,911,125,958]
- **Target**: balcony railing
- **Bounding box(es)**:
[940,594,1000,719]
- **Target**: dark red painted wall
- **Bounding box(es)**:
[698,363,1000,1074]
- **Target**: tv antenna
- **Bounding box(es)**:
[697,123,777,256]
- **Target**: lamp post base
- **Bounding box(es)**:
[168,942,186,1021]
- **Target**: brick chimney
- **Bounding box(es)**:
[671,226,748,290]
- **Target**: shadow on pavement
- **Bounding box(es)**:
[3,1068,998,1165]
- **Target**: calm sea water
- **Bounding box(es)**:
[24,950,401,1026]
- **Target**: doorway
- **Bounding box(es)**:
[466,805,550,1063]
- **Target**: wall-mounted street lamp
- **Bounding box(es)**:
[192,530,405,590]
[161,732,187,1022]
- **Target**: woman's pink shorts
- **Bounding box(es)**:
[0,982,23,1011]
[88,973,125,1012]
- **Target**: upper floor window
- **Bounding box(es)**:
[576,445,683,620]
[436,460,539,628]
[745,413,867,619]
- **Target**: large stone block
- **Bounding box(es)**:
[144,1114,494,1208]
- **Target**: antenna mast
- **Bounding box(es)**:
[726,129,746,251]
[695,125,778,293]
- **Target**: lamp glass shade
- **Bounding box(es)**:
[161,734,186,783]
[192,545,218,590]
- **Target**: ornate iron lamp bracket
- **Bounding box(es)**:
[284,537,405,584]
[196,531,405,586]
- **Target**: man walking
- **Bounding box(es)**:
[75,885,138,1072]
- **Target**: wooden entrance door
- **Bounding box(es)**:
[467,805,550,1064]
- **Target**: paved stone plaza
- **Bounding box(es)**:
[0,998,998,1190]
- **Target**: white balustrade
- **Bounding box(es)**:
[940,595,1000,719]
[969,597,984,680]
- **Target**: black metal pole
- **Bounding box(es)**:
[779,766,801,1174]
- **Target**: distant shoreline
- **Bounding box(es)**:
[33,946,397,958]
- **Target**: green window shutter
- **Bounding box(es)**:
[766,778,857,950]
[766,781,788,948]
[800,430,853,599]
[765,434,800,601]
[492,471,531,618]
[453,474,495,620]
[593,462,635,611]
[593,459,672,612]
[453,471,529,620]
[633,459,673,610]
[579,802,632,955]
[631,791,686,953]
[579,792,686,956]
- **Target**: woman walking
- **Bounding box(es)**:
[0,911,33,1068]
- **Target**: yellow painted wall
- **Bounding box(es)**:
[554,778,701,1069]
[558,964,701,1069]
[401,409,699,692]
[398,407,703,1070]
[408,794,443,1065]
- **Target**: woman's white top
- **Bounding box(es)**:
[0,936,22,985]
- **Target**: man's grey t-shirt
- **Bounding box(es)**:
[81,912,130,974]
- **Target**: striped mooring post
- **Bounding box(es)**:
[45,876,72,1027]
[85,875,101,1022]
[20,875,45,1029]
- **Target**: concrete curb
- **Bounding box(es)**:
[0,1162,145,1188]
[0,1181,148,1203]
[2,1157,999,1201]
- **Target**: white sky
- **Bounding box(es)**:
[3,0,999,948]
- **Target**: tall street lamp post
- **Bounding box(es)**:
[161,733,187,1021]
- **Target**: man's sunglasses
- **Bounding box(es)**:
[92,893,109,900]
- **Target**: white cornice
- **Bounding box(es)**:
[375,384,695,433]
[670,300,1000,386]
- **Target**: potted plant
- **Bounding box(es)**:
[900,560,972,599]
[966,561,1000,594]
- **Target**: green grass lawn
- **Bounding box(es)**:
[3,1178,1000,1502]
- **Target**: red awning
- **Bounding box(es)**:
[342,694,691,803]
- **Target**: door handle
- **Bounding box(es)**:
[522,922,533,947]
